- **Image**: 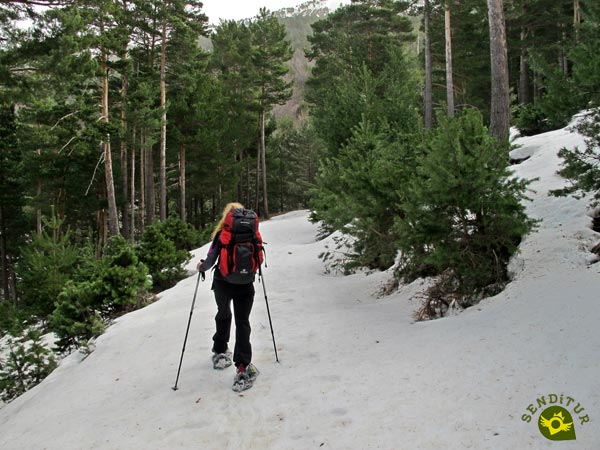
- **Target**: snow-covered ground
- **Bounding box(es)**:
[0,119,598,449]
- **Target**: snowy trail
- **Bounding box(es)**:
[1,124,599,449]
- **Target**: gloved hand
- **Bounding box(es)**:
[197,259,206,281]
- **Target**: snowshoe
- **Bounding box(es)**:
[232,363,259,392]
[212,351,233,370]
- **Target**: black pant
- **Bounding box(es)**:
[211,278,255,367]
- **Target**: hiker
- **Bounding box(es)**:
[197,202,263,392]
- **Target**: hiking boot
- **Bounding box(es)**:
[212,351,232,370]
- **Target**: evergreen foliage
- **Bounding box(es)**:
[0,302,29,336]
[50,280,107,351]
[0,103,26,302]
[137,222,190,290]
[50,236,150,351]
[306,0,414,152]
[428,0,491,120]
[267,119,322,213]
[551,110,600,205]
[396,110,535,315]
[313,115,422,271]
[550,2,600,206]
[508,0,593,134]
[251,9,294,111]
[154,215,203,251]
[0,0,595,350]
[0,328,57,403]
[17,215,79,319]
[307,1,422,270]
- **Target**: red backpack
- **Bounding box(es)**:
[218,208,264,284]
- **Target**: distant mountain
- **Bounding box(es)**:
[274,0,347,19]
[274,1,349,120]
[199,0,350,120]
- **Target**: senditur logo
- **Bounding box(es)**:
[521,394,591,441]
[538,407,576,440]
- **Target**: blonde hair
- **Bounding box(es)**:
[211,202,244,239]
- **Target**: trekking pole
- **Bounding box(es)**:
[259,266,279,363]
[172,271,202,391]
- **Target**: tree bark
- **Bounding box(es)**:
[96,178,108,256]
[487,0,510,142]
[120,67,129,238]
[36,148,42,235]
[255,114,261,214]
[179,144,186,221]
[518,29,531,105]
[0,205,10,301]
[424,0,433,128]
[159,14,168,221]
[101,44,119,236]
[260,110,269,219]
[140,129,146,232]
[574,0,580,41]
[144,130,155,224]
[129,126,136,241]
[445,2,455,117]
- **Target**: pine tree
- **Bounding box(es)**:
[444,1,455,117]
[397,110,535,314]
[210,20,260,210]
[307,1,421,270]
[0,104,25,302]
[423,0,434,128]
[550,1,600,205]
[50,235,150,351]
[306,0,414,152]
[0,328,57,403]
[137,222,189,290]
[249,8,293,219]
[18,215,79,318]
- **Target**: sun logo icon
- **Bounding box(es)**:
[538,406,577,441]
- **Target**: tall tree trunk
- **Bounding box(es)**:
[574,0,580,41]
[487,0,510,142]
[120,69,129,238]
[101,45,119,236]
[518,28,531,105]
[559,48,568,76]
[246,154,251,208]
[36,148,42,235]
[140,130,146,232]
[260,110,269,219]
[159,15,168,222]
[445,2,455,117]
[179,144,186,221]
[144,131,155,224]
[236,148,243,202]
[424,0,433,128]
[255,114,261,214]
[130,126,136,241]
[0,205,10,301]
[96,178,108,256]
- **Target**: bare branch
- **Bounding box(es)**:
[51,110,80,130]
[58,135,77,153]
[85,151,104,196]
